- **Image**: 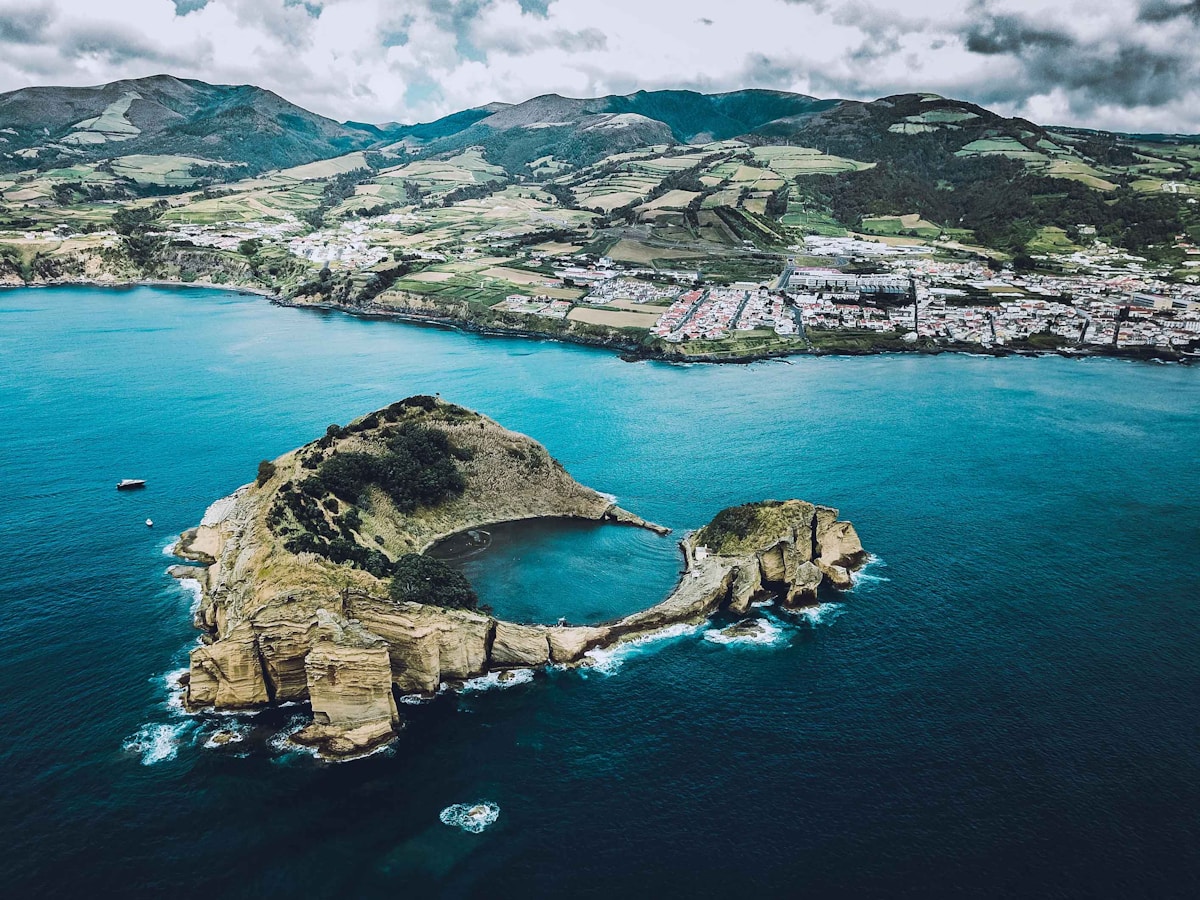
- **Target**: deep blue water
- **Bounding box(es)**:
[1,285,1198,897]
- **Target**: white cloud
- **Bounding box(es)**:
[0,0,1196,132]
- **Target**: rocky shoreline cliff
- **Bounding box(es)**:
[170,397,868,759]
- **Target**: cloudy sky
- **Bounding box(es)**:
[1,0,1198,132]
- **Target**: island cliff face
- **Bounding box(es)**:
[173,398,867,759]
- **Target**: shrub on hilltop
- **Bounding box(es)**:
[267,410,470,578]
[695,500,811,556]
[111,202,169,269]
[256,459,277,486]
[316,423,466,512]
[696,504,765,554]
[388,553,479,610]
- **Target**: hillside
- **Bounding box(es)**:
[0,74,377,174]
[391,88,836,170]
[3,75,1198,345]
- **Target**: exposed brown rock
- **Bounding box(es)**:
[728,561,764,614]
[547,625,611,664]
[491,621,551,668]
[818,561,854,590]
[818,520,867,570]
[784,561,823,607]
[254,616,317,702]
[292,611,399,757]
[185,621,268,710]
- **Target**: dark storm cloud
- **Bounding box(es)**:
[963,15,1073,55]
[0,2,57,44]
[60,22,204,67]
[971,41,1188,111]
[959,5,1196,114]
[1138,0,1200,21]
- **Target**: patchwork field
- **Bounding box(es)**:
[567,306,659,328]
[749,146,872,176]
[269,152,372,183]
[640,189,700,211]
[606,238,703,265]
[861,214,942,238]
[110,155,227,186]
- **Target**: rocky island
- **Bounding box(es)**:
[171,396,868,758]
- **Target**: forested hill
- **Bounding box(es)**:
[2,76,1198,260]
[0,75,378,172]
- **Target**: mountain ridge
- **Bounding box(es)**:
[1,74,1172,179]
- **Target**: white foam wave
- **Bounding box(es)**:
[703,618,787,647]
[161,667,190,715]
[581,623,702,676]
[782,602,842,626]
[596,490,618,504]
[269,713,317,758]
[398,693,430,705]
[851,554,890,587]
[176,578,204,614]
[207,704,266,718]
[203,722,251,749]
[460,669,535,693]
[123,721,192,765]
[439,802,500,834]
[161,536,182,556]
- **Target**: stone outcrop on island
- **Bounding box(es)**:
[171,397,868,759]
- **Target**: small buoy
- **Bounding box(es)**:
[145,519,154,527]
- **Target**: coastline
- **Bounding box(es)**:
[272,294,1198,365]
[3,276,1193,365]
[173,461,869,760]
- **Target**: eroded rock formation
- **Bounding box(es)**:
[171,398,868,759]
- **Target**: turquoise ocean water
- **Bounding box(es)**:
[1,285,1198,896]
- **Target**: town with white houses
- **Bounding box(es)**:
[25,211,1198,357]
[476,231,1200,353]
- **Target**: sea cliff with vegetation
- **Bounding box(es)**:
[169,396,868,758]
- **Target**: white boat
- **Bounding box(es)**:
[145,519,154,527]
[117,479,146,490]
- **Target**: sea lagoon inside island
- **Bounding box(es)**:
[168,396,868,759]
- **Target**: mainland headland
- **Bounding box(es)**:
[3,78,1199,364]
[170,396,868,759]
